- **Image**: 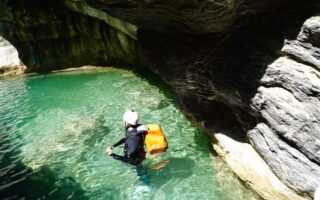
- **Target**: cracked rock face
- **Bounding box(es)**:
[249,17,320,197]
[282,17,320,69]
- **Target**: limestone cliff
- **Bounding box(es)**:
[1,0,320,199]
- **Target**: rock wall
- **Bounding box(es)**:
[0,0,141,73]
[130,2,320,198]
[136,19,320,198]
[249,17,320,196]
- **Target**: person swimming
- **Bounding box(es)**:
[106,110,148,166]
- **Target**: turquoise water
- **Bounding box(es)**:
[0,68,258,200]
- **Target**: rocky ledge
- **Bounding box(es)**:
[1,0,320,199]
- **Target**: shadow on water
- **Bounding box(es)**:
[1,164,89,200]
[139,157,194,188]
[0,136,89,200]
[131,68,178,109]
[192,126,214,155]
[0,78,89,200]
[78,117,111,162]
[82,117,111,148]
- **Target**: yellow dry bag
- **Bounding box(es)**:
[145,124,168,155]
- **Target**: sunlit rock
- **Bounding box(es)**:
[282,16,320,70]
[0,35,26,75]
[213,133,306,200]
[248,18,320,196]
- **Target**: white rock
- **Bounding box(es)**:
[315,186,320,200]
[0,35,26,75]
[213,133,307,200]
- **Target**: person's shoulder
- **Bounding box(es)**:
[137,124,148,133]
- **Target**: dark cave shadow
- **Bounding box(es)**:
[0,0,142,74]
[0,0,176,104]
[198,1,318,141]
[131,67,179,110]
[0,0,69,73]
[137,0,319,143]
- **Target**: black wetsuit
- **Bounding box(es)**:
[111,125,146,166]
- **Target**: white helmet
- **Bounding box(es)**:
[123,110,139,125]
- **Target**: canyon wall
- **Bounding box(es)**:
[1,0,320,199]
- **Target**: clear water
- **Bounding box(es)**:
[0,68,260,200]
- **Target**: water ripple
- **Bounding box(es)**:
[0,70,260,200]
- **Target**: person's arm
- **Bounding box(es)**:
[112,138,125,148]
[106,138,125,156]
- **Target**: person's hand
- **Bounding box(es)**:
[106,147,113,156]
